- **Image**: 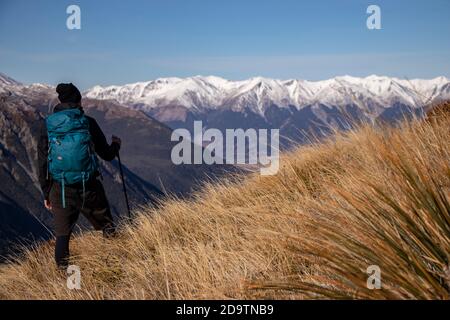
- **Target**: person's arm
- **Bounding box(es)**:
[88,117,121,161]
[37,120,52,203]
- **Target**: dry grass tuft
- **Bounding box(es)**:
[0,110,449,299]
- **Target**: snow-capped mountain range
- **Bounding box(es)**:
[2,72,450,145]
[85,75,450,116]
[0,72,21,87]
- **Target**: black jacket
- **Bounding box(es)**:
[37,103,120,200]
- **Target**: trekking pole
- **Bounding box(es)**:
[117,151,131,219]
[31,212,55,239]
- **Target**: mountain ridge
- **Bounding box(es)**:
[84,74,450,116]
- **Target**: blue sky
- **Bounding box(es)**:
[0,0,449,89]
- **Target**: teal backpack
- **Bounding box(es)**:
[46,108,98,208]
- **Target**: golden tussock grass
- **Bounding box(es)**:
[0,108,449,300]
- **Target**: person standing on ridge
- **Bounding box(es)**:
[37,83,122,269]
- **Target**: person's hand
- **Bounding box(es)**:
[112,135,121,148]
[44,199,52,211]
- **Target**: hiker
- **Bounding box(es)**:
[37,83,122,269]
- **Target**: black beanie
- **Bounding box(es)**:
[56,83,82,104]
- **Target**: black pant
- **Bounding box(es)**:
[49,178,115,268]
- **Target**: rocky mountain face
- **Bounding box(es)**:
[86,75,450,144]
[0,74,234,258]
[0,93,53,256]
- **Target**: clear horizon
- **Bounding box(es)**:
[1,0,450,90]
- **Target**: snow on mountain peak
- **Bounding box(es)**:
[84,75,450,116]
[0,72,22,87]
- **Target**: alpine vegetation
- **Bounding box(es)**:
[0,103,448,299]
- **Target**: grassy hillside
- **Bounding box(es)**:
[0,108,449,300]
